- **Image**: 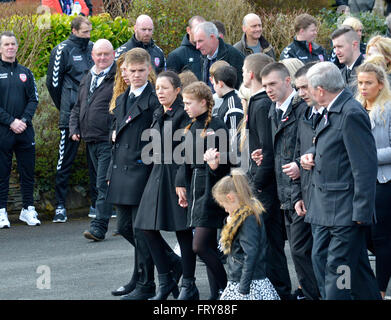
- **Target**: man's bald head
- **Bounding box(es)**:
[242,13,262,42]
[134,15,154,44]
[92,39,115,73]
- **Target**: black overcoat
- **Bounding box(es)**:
[105,82,159,205]
[175,111,231,228]
[135,97,191,231]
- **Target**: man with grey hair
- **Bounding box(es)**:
[115,14,165,74]
[193,21,244,90]
[166,15,206,79]
[301,61,381,300]
[69,39,116,239]
[234,13,275,59]
[331,26,364,92]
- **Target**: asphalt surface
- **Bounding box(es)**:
[0,214,388,301]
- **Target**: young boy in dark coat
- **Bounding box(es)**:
[106,48,180,300]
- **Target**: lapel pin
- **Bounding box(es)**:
[126,115,132,124]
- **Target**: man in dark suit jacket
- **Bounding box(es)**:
[106,48,180,300]
[301,61,381,300]
[261,62,319,300]
[331,26,364,94]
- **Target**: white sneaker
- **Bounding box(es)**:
[0,208,10,228]
[19,206,41,226]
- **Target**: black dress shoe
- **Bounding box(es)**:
[111,280,136,296]
[120,286,155,300]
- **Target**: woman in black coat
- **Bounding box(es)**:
[135,71,197,300]
[176,81,231,300]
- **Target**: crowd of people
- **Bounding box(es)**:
[0,5,390,301]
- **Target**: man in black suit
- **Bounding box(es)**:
[301,61,381,300]
[331,26,364,93]
[106,48,180,300]
[260,62,319,300]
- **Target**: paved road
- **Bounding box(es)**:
[0,216,387,300]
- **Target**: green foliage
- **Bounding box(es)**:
[0,13,132,79]
[318,8,387,44]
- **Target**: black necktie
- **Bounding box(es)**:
[312,112,322,129]
[275,108,283,126]
[126,92,136,114]
[88,71,105,101]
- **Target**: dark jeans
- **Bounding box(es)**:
[0,127,35,209]
[87,141,112,235]
[284,209,320,299]
[311,224,381,300]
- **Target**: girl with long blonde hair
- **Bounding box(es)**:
[211,168,280,300]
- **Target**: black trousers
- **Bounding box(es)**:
[284,209,320,299]
[116,204,155,289]
[371,181,391,292]
[55,128,97,207]
[0,127,35,209]
[259,196,292,299]
[311,224,381,300]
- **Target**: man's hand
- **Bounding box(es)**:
[294,200,307,216]
[71,134,80,141]
[251,149,263,166]
[282,162,300,180]
[176,187,188,208]
[10,119,27,134]
[204,148,220,171]
[300,153,315,171]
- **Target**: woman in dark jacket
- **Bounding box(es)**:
[176,81,231,300]
[135,71,198,300]
[211,168,280,300]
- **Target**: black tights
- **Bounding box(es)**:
[143,229,196,279]
[192,227,227,295]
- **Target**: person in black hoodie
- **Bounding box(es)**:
[241,53,293,300]
[69,39,116,240]
[0,31,40,228]
[166,16,205,80]
[46,16,95,222]
[115,15,165,74]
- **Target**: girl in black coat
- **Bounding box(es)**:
[176,81,231,299]
[211,168,280,300]
[135,71,198,300]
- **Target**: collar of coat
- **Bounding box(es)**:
[219,205,254,254]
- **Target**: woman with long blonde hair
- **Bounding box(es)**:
[356,62,391,299]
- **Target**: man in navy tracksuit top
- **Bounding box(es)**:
[0,31,40,229]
